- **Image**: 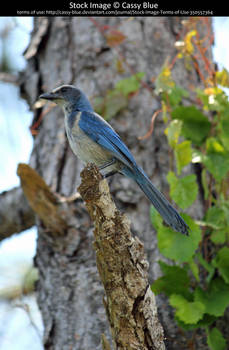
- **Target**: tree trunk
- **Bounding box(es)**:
[18,17,213,349]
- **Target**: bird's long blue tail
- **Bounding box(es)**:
[121,166,189,235]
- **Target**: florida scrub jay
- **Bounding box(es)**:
[40,85,189,235]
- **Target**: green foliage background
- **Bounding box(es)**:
[93,19,229,350]
[150,29,229,350]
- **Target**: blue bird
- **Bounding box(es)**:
[40,85,189,235]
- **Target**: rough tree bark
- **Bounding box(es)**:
[78,164,165,350]
[1,17,216,349]
[17,161,165,349]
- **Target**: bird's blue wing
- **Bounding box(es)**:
[78,112,189,235]
[78,111,137,169]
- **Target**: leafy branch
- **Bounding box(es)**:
[150,19,229,350]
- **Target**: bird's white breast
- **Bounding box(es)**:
[64,111,112,166]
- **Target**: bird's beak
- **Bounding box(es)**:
[39,92,59,101]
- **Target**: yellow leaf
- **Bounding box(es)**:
[204,87,222,96]
[115,58,125,73]
[216,68,229,88]
[162,101,168,123]
[155,65,175,94]
[184,30,197,54]
[163,67,171,77]
[204,88,215,95]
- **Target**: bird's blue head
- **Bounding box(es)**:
[39,85,93,113]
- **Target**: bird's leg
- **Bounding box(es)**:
[103,170,118,178]
[98,158,116,170]
[99,158,118,178]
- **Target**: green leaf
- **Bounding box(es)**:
[196,252,215,284]
[150,205,163,231]
[169,294,205,324]
[94,72,145,120]
[196,87,228,112]
[171,106,211,145]
[168,85,189,107]
[206,137,225,153]
[158,214,201,263]
[205,206,225,229]
[210,229,227,244]
[201,138,229,181]
[165,119,182,149]
[222,201,229,226]
[203,139,229,181]
[219,118,229,152]
[175,140,192,174]
[196,88,210,110]
[218,107,229,151]
[151,261,190,297]
[175,314,216,331]
[201,168,209,200]
[195,278,229,317]
[216,68,229,88]
[104,90,127,120]
[207,327,227,350]
[93,96,104,114]
[161,100,168,123]
[188,258,199,282]
[214,247,229,283]
[204,153,229,181]
[167,171,198,209]
[115,72,145,96]
[93,90,127,120]
[205,206,227,244]
[155,65,175,95]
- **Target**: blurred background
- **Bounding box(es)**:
[0,17,228,350]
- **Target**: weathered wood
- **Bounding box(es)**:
[0,186,34,241]
[78,164,165,350]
